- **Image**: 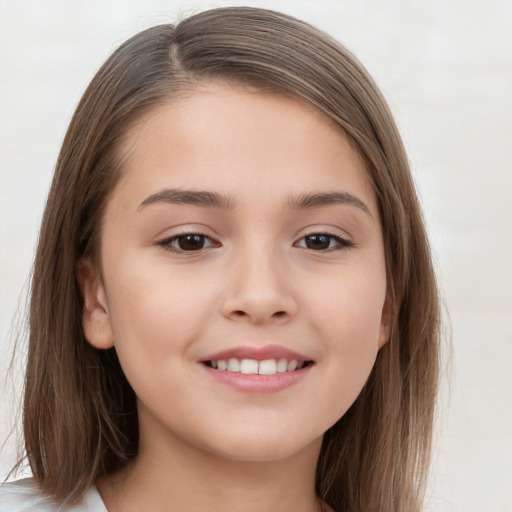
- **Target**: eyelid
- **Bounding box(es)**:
[154,223,218,242]
[293,229,354,251]
[156,229,221,254]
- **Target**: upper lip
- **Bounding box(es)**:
[201,344,312,363]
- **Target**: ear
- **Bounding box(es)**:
[76,258,114,349]
[377,290,392,349]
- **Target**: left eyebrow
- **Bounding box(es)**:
[137,188,236,211]
[286,191,371,216]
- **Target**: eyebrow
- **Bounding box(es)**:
[286,191,371,216]
[138,188,236,211]
[138,188,370,216]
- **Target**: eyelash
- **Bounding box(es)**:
[157,234,219,253]
[157,232,354,254]
[294,232,354,251]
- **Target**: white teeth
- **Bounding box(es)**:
[209,358,308,374]
[259,359,277,375]
[227,358,240,372]
[276,358,288,373]
[287,360,298,371]
[240,359,259,374]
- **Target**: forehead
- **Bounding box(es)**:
[112,82,377,214]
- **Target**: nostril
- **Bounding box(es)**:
[226,308,292,323]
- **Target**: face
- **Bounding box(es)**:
[80,82,389,463]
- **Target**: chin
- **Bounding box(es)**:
[203,426,322,463]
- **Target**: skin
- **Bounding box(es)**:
[79,82,390,512]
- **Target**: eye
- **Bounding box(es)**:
[158,233,219,253]
[295,233,353,251]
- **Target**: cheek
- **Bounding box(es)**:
[304,265,386,397]
[310,267,386,344]
[103,268,220,413]
[104,257,217,366]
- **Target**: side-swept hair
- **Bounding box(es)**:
[18,7,439,511]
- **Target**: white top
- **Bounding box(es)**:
[0,478,107,512]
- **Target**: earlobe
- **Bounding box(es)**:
[76,258,114,350]
[378,291,392,349]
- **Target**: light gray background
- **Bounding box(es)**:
[1,1,511,510]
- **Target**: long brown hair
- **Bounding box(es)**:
[17,7,439,511]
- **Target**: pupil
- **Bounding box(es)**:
[306,235,330,250]
[179,235,205,251]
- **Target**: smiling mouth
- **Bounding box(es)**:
[202,358,313,375]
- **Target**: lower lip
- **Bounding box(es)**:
[200,364,312,393]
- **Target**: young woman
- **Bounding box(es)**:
[0,7,440,512]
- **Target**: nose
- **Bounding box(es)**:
[221,245,298,325]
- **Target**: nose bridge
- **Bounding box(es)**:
[222,236,297,324]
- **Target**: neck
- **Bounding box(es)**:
[97,427,325,512]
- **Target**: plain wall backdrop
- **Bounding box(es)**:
[1,1,511,510]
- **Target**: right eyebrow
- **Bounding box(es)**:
[287,191,371,217]
[137,188,236,211]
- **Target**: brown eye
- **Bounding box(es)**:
[296,233,353,251]
[159,234,218,253]
[305,235,332,250]
[176,235,207,251]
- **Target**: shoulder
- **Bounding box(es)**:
[0,478,58,511]
[0,478,107,512]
